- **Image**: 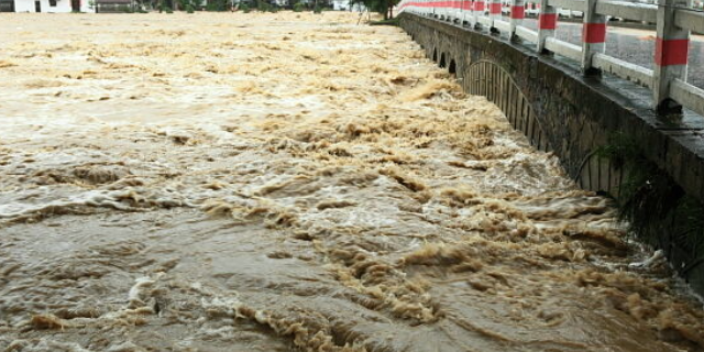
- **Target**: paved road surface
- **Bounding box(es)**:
[520,19,704,89]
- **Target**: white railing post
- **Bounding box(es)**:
[486,0,500,31]
[475,0,485,23]
[462,0,471,24]
[581,0,607,74]
[653,0,691,114]
[490,0,502,22]
[455,0,463,21]
[509,0,525,40]
[537,0,556,53]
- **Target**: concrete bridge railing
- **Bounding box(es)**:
[397,0,704,116]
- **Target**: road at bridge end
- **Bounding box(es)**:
[0,12,702,352]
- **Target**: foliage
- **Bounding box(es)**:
[240,2,251,12]
[177,0,199,11]
[292,1,305,11]
[157,1,174,12]
[256,0,272,12]
[206,0,228,11]
[597,132,704,275]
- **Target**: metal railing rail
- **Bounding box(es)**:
[396,0,704,117]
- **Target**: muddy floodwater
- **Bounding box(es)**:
[1,12,703,352]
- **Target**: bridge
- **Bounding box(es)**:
[395,1,704,292]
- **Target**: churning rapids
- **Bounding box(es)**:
[0,12,703,352]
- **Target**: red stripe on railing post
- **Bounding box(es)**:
[510,5,524,18]
[654,38,689,66]
[539,13,557,30]
[653,0,691,114]
[583,23,606,43]
[581,0,606,74]
[489,0,501,16]
[509,0,525,40]
[537,0,556,53]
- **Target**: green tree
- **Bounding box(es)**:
[350,0,397,19]
[206,0,228,10]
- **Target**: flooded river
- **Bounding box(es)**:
[1,12,703,352]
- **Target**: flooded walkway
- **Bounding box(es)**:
[0,12,703,352]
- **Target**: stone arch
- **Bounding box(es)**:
[432,48,438,62]
[576,142,625,197]
[439,52,446,68]
[465,60,551,153]
[448,59,456,75]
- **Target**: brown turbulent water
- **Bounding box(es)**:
[0,12,702,352]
